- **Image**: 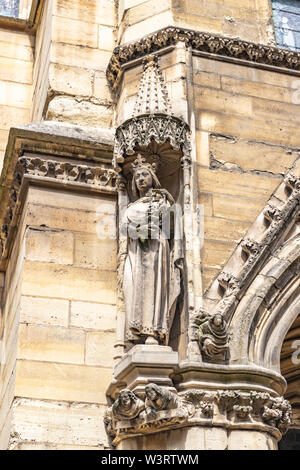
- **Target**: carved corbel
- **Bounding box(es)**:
[106,384,190,444]
[197,312,229,362]
[263,204,281,225]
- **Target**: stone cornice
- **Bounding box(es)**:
[106,26,300,91]
[106,383,291,446]
[0,123,116,271]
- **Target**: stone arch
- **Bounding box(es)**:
[229,234,300,372]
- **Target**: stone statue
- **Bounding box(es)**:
[144,383,179,412]
[197,313,228,359]
[112,389,145,421]
[122,154,182,345]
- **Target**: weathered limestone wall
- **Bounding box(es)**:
[117,0,275,45]
[2,185,117,449]
[117,426,277,450]
[172,0,275,44]
[0,28,34,168]
[193,56,300,290]
[32,0,116,126]
[0,194,27,449]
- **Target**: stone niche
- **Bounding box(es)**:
[117,131,187,354]
[112,54,191,362]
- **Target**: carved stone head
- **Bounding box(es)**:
[145,383,161,401]
[118,389,136,409]
[131,154,161,199]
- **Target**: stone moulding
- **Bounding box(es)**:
[106,384,291,446]
[0,155,117,266]
[189,163,300,363]
[106,26,300,90]
[0,123,115,271]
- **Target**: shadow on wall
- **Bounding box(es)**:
[278,429,300,450]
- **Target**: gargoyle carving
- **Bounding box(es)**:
[105,384,190,444]
[144,383,180,414]
[112,389,145,421]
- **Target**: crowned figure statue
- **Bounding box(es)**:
[122,154,183,346]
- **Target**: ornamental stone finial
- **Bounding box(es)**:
[132,54,173,117]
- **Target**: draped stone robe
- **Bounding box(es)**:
[122,188,182,345]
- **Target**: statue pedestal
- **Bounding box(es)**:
[113,344,178,398]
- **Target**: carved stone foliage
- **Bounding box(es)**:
[19,156,117,188]
[217,391,291,434]
[0,155,117,260]
[107,27,300,90]
[105,385,291,445]
[262,397,292,435]
[182,390,214,419]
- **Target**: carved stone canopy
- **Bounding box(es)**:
[113,55,190,182]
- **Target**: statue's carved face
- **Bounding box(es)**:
[145,385,159,400]
[134,168,153,193]
[119,390,133,407]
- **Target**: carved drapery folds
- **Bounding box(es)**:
[105,385,291,445]
[19,156,117,188]
[113,54,191,353]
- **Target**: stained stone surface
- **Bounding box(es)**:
[0,0,300,451]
